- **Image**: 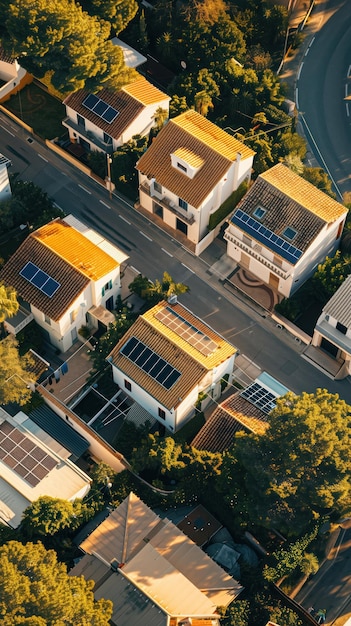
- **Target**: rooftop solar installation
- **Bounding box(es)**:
[20,262,60,298]
[155,306,217,356]
[231,209,303,265]
[0,421,57,487]
[240,382,277,415]
[120,336,181,389]
[82,94,119,124]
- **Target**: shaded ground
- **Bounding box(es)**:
[4,82,66,139]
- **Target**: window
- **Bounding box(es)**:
[253,206,266,220]
[154,202,163,218]
[179,198,188,211]
[154,181,162,194]
[158,408,166,420]
[176,218,188,235]
[102,280,112,296]
[177,162,187,173]
[282,226,297,241]
[77,114,85,128]
[336,321,347,335]
[44,315,51,326]
[124,379,131,391]
[242,234,252,246]
[103,132,112,145]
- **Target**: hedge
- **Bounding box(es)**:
[208,181,248,231]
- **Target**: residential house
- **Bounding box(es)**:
[224,163,347,297]
[0,46,29,102]
[0,406,90,528]
[311,274,351,379]
[62,76,170,154]
[107,297,237,432]
[136,109,255,254]
[0,214,128,352]
[0,152,12,201]
[70,492,242,626]
[191,372,289,452]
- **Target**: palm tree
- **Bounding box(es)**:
[0,283,19,323]
[194,90,213,117]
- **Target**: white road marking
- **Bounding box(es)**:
[308,36,315,48]
[0,124,14,137]
[304,47,309,56]
[297,62,303,80]
[161,247,173,257]
[78,184,91,194]
[99,200,111,209]
[38,153,48,162]
[296,87,299,109]
[139,230,152,241]
[347,64,351,77]
[181,262,195,273]
[130,266,140,274]
[54,202,63,211]
[346,103,350,117]
[345,83,348,98]
[119,214,131,225]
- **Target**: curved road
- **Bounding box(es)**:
[296,0,351,199]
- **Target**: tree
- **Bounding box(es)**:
[299,552,319,577]
[302,167,336,198]
[89,311,135,373]
[194,90,213,116]
[21,496,82,538]
[219,390,351,534]
[0,336,33,406]
[128,271,189,306]
[310,251,351,303]
[221,599,250,626]
[81,0,138,34]
[2,0,133,94]
[0,541,112,624]
[0,283,19,323]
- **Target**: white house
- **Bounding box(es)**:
[0,46,28,102]
[224,163,347,298]
[136,109,255,254]
[0,215,128,352]
[0,153,12,201]
[311,274,351,379]
[0,406,90,528]
[107,298,237,433]
[70,492,242,626]
[62,76,170,154]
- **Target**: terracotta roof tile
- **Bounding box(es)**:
[108,316,207,409]
[232,163,347,253]
[137,110,254,208]
[64,87,143,139]
[33,220,118,280]
[0,235,89,322]
[122,76,169,105]
[143,300,237,369]
[260,163,346,222]
[173,147,204,169]
[191,393,268,452]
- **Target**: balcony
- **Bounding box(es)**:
[139,183,195,225]
[62,117,113,154]
[224,230,289,279]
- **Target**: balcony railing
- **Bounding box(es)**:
[224,230,289,279]
[139,183,195,225]
[62,117,113,154]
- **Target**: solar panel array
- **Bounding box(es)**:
[241,382,277,415]
[120,336,181,390]
[20,262,61,298]
[0,421,57,487]
[82,94,119,124]
[155,306,218,356]
[231,209,303,265]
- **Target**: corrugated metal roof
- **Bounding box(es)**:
[324,274,351,327]
[29,405,89,460]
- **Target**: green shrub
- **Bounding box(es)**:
[208,182,248,231]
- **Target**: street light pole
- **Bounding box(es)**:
[106,155,112,200]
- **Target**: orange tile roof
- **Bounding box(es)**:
[123,76,170,105]
[143,300,237,369]
[173,147,204,169]
[260,163,346,223]
[0,235,89,322]
[33,220,118,280]
[137,112,254,208]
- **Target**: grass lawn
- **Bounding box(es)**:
[4,83,66,140]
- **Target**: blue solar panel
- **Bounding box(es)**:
[102,107,119,123]
[83,94,99,109]
[120,337,181,390]
[231,209,303,265]
[241,382,277,415]
[93,100,109,116]
[82,94,119,125]
[20,262,60,298]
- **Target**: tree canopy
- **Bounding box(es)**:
[81,0,138,34]
[0,283,19,323]
[219,389,351,534]
[0,336,33,406]
[21,496,82,538]
[0,541,112,624]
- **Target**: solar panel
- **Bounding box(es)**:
[231,209,303,265]
[0,422,57,487]
[241,382,277,415]
[120,337,181,389]
[82,94,119,125]
[155,306,217,356]
[20,262,60,298]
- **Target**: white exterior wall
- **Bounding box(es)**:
[0,163,11,201]
[225,214,346,298]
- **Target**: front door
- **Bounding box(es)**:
[269,272,279,290]
[71,327,78,344]
[240,251,250,269]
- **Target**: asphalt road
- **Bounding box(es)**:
[1,112,351,403]
[296,0,351,199]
